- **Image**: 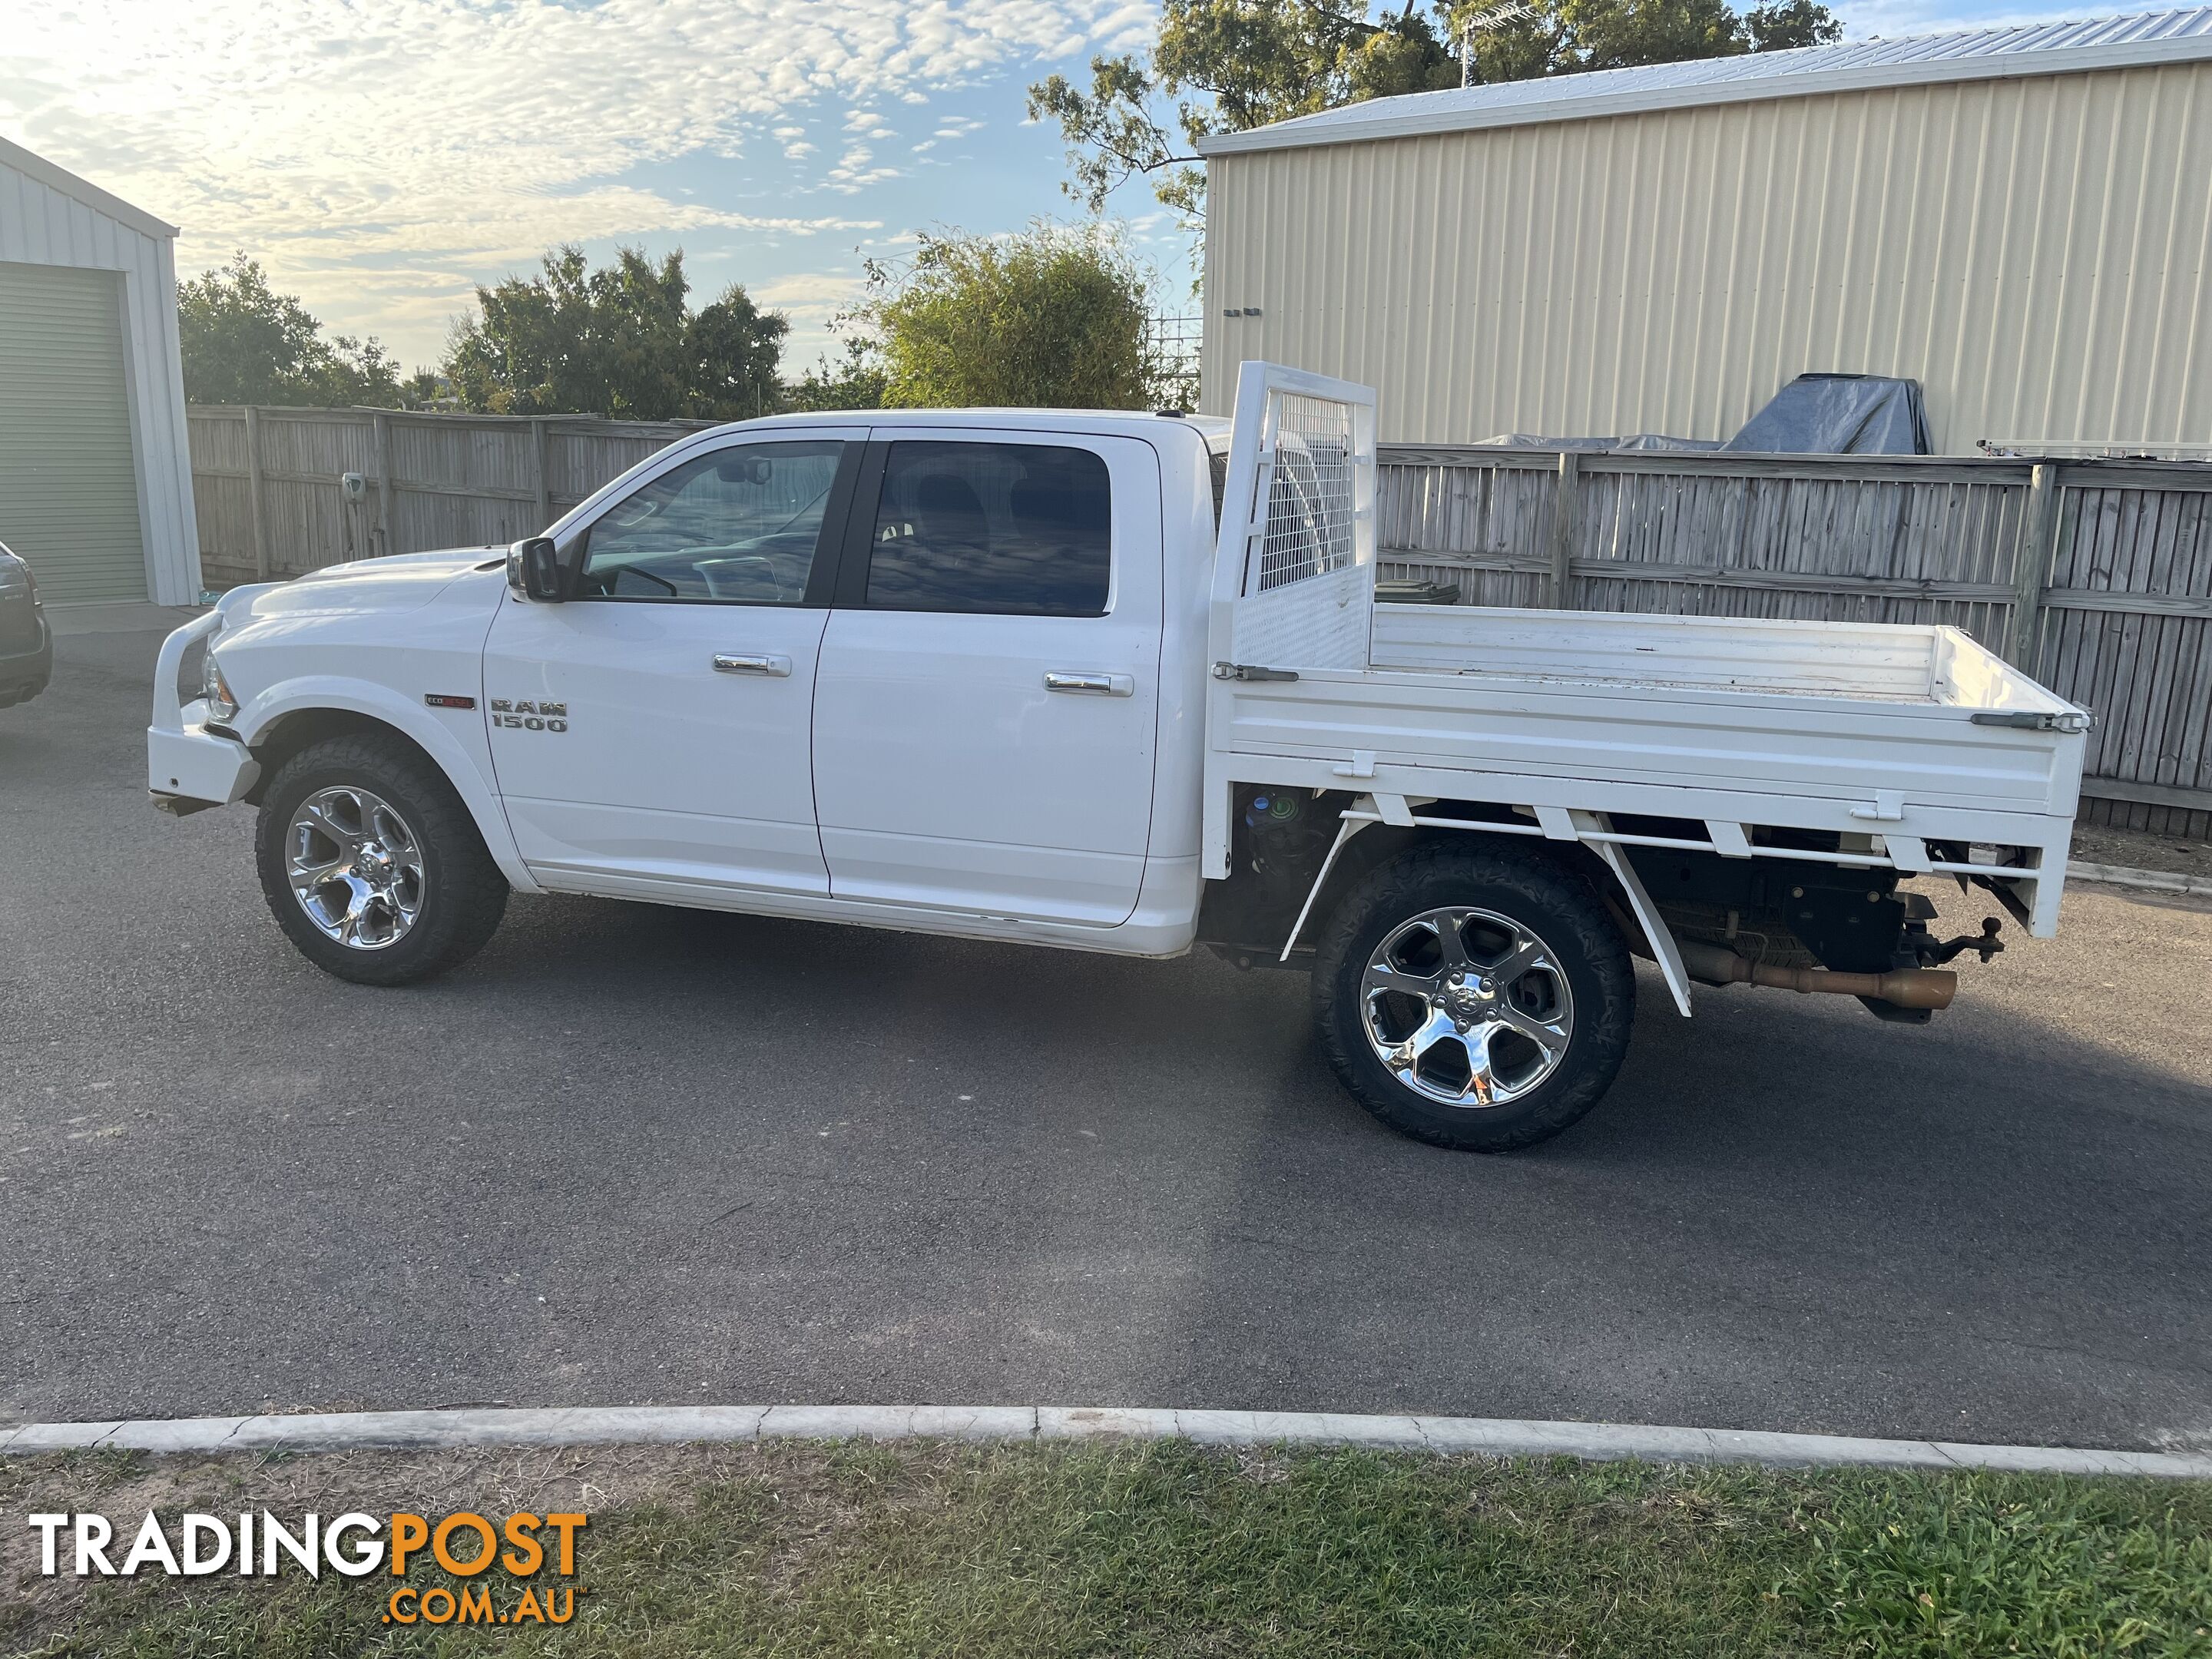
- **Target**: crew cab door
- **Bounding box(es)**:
[810,432,1164,925]
[482,429,863,895]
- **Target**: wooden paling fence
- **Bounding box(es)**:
[187,405,714,588]
[187,407,2212,839]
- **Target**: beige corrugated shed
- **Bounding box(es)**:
[1197,8,2212,452]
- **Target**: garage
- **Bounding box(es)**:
[0,136,199,605]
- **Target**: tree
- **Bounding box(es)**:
[1458,0,1841,81]
[780,338,890,413]
[1743,0,1846,51]
[1030,1,1457,226]
[852,224,1159,410]
[442,245,787,420]
[1031,0,1841,224]
[685,287,791,419]
[177,253,401,406]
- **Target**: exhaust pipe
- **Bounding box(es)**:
[1676,941,1956,1009]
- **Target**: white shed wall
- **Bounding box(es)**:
[0,147,201,604]
[1201,61,2212,452]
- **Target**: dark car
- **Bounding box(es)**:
[0,539,52,707]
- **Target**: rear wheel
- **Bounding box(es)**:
[1313,842,1634,1151]
[254,733,508,985]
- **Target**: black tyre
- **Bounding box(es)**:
[1312,842,1634,1151]
[254,733,508,986]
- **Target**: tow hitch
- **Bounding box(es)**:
[1909,912,2005,967]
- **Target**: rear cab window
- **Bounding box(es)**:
[862,442,1111,618]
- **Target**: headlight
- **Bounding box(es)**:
[200,649,239,722]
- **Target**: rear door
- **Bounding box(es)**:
[810,432,1164,925]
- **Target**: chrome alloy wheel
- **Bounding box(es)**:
[285,786,425,950]
[1360,906,1575,1108]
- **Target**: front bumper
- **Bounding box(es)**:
[147,610,259,810]
[148,712,259,807]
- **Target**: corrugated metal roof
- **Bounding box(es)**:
[0,134,178,239]
[1197,6,2212,154]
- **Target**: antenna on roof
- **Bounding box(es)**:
[1455,0,1542,86]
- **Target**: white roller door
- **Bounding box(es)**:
[0,260,147,603]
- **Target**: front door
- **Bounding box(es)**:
[810,433,1164,925]
[483,431,862,896]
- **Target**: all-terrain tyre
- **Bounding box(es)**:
[1313,842,1634,1151]
[254,733,508,986]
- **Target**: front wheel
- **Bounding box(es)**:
[1312,843,1634,1151]
[254,733,508,986]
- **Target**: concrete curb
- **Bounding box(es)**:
[2069,859,2212,896]
[2,1406,2206,1478]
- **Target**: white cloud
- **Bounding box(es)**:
[748,270,872,364]
[820,141,903,194]
[752,270,868,321]
[2,0,1150,357]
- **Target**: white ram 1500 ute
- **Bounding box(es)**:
[150,364,2090,1151]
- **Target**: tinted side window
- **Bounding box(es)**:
[579,440,844,604]
[865,442,1111,617]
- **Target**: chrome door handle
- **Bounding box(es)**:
[713,653,791,677]
[1045,671,1134,697]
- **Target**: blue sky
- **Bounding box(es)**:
[2,0,2110,376]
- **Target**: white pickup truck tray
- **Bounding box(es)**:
[1200,366,2088,942]
[1210,605,2085,937]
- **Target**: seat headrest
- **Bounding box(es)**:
[913,473,985,522]
[1010,475,1106,530]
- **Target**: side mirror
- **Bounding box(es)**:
[507,536,567,603]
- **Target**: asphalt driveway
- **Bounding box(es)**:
[3,617,2208,1451]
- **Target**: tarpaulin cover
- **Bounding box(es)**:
[1477,432,1721,452]
[1718,373,1932,455]
[1475,374,1932,455]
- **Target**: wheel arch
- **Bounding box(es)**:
[240,688,538,892]
[1288,801,1690,1015]
[1316,820,1626,930]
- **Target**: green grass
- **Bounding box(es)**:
[6,1442,2209,1657]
